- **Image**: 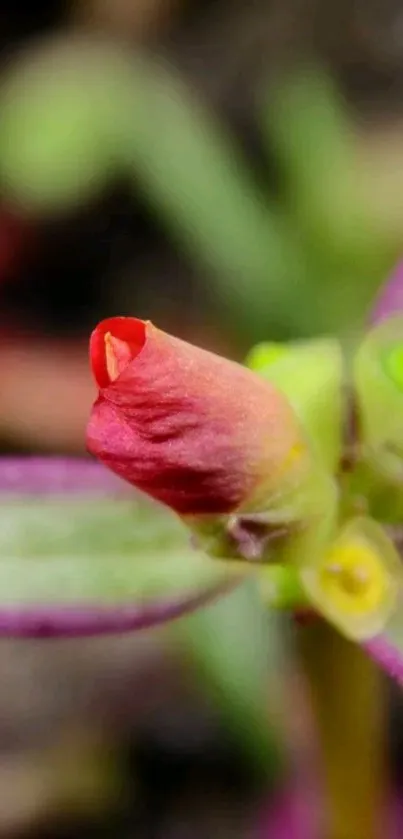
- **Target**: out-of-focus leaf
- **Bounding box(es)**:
[173,578,286,776]
[0,38,312,340]
[0,38,132,213]
[261,67,382,262]
[0,494,235,635]
[118,58,310,341]
[260,67,395,334]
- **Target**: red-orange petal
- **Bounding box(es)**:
[86,317,303,516]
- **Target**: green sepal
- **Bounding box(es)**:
[353,315,403,462]
[246,337,344,473]
[188,465,338,573]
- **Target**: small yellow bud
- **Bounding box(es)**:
[320,542,389,618]
[301,518,400,641]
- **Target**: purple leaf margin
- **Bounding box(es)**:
[0,456,228,637]
[0,455,127,495]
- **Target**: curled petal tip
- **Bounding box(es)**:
[104,332,133,382]
[90,317,146,388]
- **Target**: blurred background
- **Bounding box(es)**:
[1,0,403,836]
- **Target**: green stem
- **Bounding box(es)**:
[259,564,308,610]
[297,622,386,839]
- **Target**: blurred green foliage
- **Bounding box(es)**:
[1,33,403,792]
[173,579,285,776]
[0,39,400,344]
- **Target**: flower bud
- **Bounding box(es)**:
[87,317,328,561]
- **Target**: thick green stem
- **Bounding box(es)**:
[297,622,386,839]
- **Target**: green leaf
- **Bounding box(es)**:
[260,67,395,335]
[0,39,132,213]
[173,579,285,776]
[117,58,310,341]
[0,495,230,606]
[261,67,385,265]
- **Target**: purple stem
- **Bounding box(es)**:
[364,636,403,686]
[254,784,320,839]
[255,786,403,839]
[370,260,403,325]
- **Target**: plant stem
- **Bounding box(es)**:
[297,621,386,839]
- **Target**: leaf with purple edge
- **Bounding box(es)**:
[0,458,239,637]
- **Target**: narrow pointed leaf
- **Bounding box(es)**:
[261,66,388,268]
[117,58,309,340]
